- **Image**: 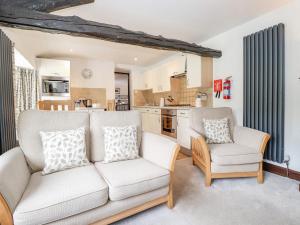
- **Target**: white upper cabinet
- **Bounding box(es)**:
[139,53,212,92]
[166,54,186,77]
[36,58,70,77]
[186,54,213,88]
[144,65,167,93]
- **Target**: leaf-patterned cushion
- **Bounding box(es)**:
[103,126,139,163]
[203,118,233,144]
[40,127,89,175]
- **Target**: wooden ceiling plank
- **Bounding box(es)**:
[0,2,222,57]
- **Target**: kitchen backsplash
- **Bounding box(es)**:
[134,77,212,107]
[38,87,106,110]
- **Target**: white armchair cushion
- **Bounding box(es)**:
[13,165,108,225]
[209,144,263,165]
[211,163,259,173]
[203,118,233,144]
[95,158,169,201]
[40,127,89,175]
[233,126,269,152]
[103,126,139,163]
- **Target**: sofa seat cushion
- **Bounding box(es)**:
[13,165,108,225]
[95,158,170,201]
[209,144,262,165]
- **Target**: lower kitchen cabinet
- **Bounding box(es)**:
[149,113,161,134]
[136,107,191,149]
[139,108,161,135]
[177,110,191,149]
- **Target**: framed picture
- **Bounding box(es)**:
[115,88,120,95]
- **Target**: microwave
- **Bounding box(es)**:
[41,76,70,97]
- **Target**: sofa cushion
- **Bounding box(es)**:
[103,126,139,163]
[18,110,90,172]
[40,127,90,175]
[90,111,142,162]
[13,165,108,225]
[203,118,233,144]
[95,158,170,201]
[209,144,262,165]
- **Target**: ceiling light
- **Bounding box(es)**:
[69,48,73,52]
[134,57,138,61]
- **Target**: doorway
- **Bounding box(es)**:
[114,72,130,111]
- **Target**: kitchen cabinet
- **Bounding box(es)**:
[177,109,191,149]
[36,58,70,77]
[186,54,213,88]
[138,108,161,134]
[135,107,192,149]
[166,54,186,77]
[139,53,212,93]
[144,66,169,93]
[142,54,185,93]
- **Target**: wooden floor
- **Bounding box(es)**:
[177,152,190,160]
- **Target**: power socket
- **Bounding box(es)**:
[283,155,290,163]
[283,155,290,177]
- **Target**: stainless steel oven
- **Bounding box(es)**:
[161,109,177,138]
[41,76,70,97]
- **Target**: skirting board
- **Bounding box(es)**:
[263,162,300,181]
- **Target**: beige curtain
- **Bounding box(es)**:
[14,66,40,123]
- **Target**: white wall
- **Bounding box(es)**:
[70,59,115,99]
[1,27,37,67]
[201,0,300,171]
[14,48,34,69]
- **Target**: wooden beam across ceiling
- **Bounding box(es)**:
[0,1,222,58]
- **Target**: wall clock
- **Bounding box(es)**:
[81,68,93,79]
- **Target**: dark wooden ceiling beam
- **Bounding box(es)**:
[4,0,95,13]
[0,2,222,57]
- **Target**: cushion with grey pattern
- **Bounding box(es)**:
[103,126,139,163]
[40,127,89,175]
[203,118,233,144]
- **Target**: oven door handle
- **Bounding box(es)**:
[161,115,176,118]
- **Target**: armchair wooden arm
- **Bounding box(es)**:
[191,135,212,186]
[0,193,13,225]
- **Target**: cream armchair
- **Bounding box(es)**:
[190,107,270,186]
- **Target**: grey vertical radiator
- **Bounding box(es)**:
[243,23,285,163]
[0,29,17,154]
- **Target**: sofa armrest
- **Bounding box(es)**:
[233,126,271,153]
[189,128,202,139]
[191,134,211,167]
[140,132,180,171]
[0,147,30,215]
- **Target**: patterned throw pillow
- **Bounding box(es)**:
[203,118,233,144]
[40,127,89,175]
[103,126,139,163]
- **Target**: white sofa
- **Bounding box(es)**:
[0,110,180,225]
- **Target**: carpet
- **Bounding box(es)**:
[115,158,300,225]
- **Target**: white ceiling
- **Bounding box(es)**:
[2,0,291,67]
[55,0,291,43]
[3,27,173,66]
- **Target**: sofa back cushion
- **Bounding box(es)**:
[90,111,142,162]
[18,110,90,172]
[190,107,235,138]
